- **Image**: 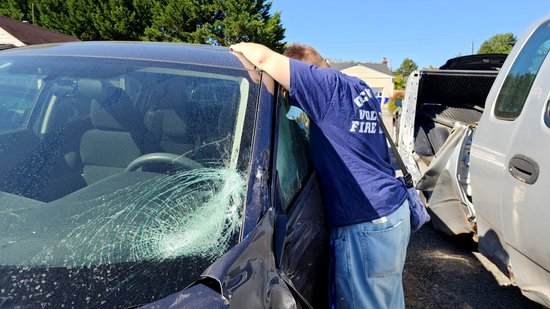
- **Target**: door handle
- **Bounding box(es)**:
[509,155,539,184]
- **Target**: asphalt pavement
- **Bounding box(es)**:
[403,224,543,309]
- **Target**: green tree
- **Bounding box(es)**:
[34,0,86,37]
[35,0,149,41]
[209,0,285,51]
[141,0,215,42]
[394,58,418,79]
[1,0,284,49]
[90,0,150,40]
[393,58,418,90]
[478,33,516,54]
[0,0,29,21]
[142,0,285,51]
[393,75,406,90]
[422,65,438,70]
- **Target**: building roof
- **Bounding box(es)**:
[0,15,79,45]
[331,62,393,76]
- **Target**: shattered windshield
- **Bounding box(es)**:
[0,55,256,307]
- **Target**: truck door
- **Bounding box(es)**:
[471,18,550,302]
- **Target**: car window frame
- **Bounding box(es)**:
[273,85,313,211]
[494,19,550,120]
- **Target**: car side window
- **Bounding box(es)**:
[494,20,550,120]
[0,72,41,133]
[275,93,312,209]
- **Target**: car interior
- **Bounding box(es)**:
[0,67,245,203]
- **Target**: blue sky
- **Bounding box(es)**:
[269,0,550,70]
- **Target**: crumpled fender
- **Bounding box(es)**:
[417,123,476,235]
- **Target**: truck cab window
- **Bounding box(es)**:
[494,20,550,120]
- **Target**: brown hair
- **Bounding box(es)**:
[284,43,330,68]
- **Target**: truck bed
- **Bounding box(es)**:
[412,70,497,157]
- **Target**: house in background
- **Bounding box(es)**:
[0,15,78,50]
[331,59,394,105]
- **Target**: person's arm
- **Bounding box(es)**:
[230,42,290,90]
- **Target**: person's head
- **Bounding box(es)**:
[283,43,331,68]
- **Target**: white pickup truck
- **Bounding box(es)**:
[395,15,550,307]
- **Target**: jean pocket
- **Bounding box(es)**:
[359,220,407,278]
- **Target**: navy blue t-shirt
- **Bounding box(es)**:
[289,59,408,227]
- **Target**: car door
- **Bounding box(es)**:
[471,17,550,304]
[273,91,328,308]
[145,77,328,309]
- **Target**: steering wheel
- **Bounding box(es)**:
[125,152,203,172]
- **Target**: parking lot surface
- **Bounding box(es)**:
[403,224,544,309]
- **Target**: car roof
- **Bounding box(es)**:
[0,41,248,70]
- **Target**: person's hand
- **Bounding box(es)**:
[229,42,245,53]
[229,42,259,54]
[230,44,260,83]
[229,42,290,90]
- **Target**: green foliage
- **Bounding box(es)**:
[478,33,516,54]
[394,58,418,78]
[141,0,216,43]
[0,0,285,50]
[0,0,28,21]
[219,0,285,51]
[142,0,284,51]
[422,65,438,70]
[36,0,92,39]
[393,58,417,90]
[387,90,404,113]
[393,75,405,90]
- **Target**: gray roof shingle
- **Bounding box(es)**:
[331,62,393,76]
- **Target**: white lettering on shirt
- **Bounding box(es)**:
[353,88,376,108]
[354,95,365,108]
[359,110,377,120]
[350,120,377,133]
[350,87,380,134]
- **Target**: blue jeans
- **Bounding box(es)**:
[330,200,411,309]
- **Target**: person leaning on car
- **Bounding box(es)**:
[230,42,411,309]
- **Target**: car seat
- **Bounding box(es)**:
[142,81,195,156]
[79,80,147,184]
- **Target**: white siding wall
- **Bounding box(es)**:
[341,65,394,102]
[0,27,25,46]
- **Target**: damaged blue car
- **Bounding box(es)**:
[0,42,328,308]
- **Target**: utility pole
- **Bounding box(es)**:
[471,41,475,55]
[32,3,35,25]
